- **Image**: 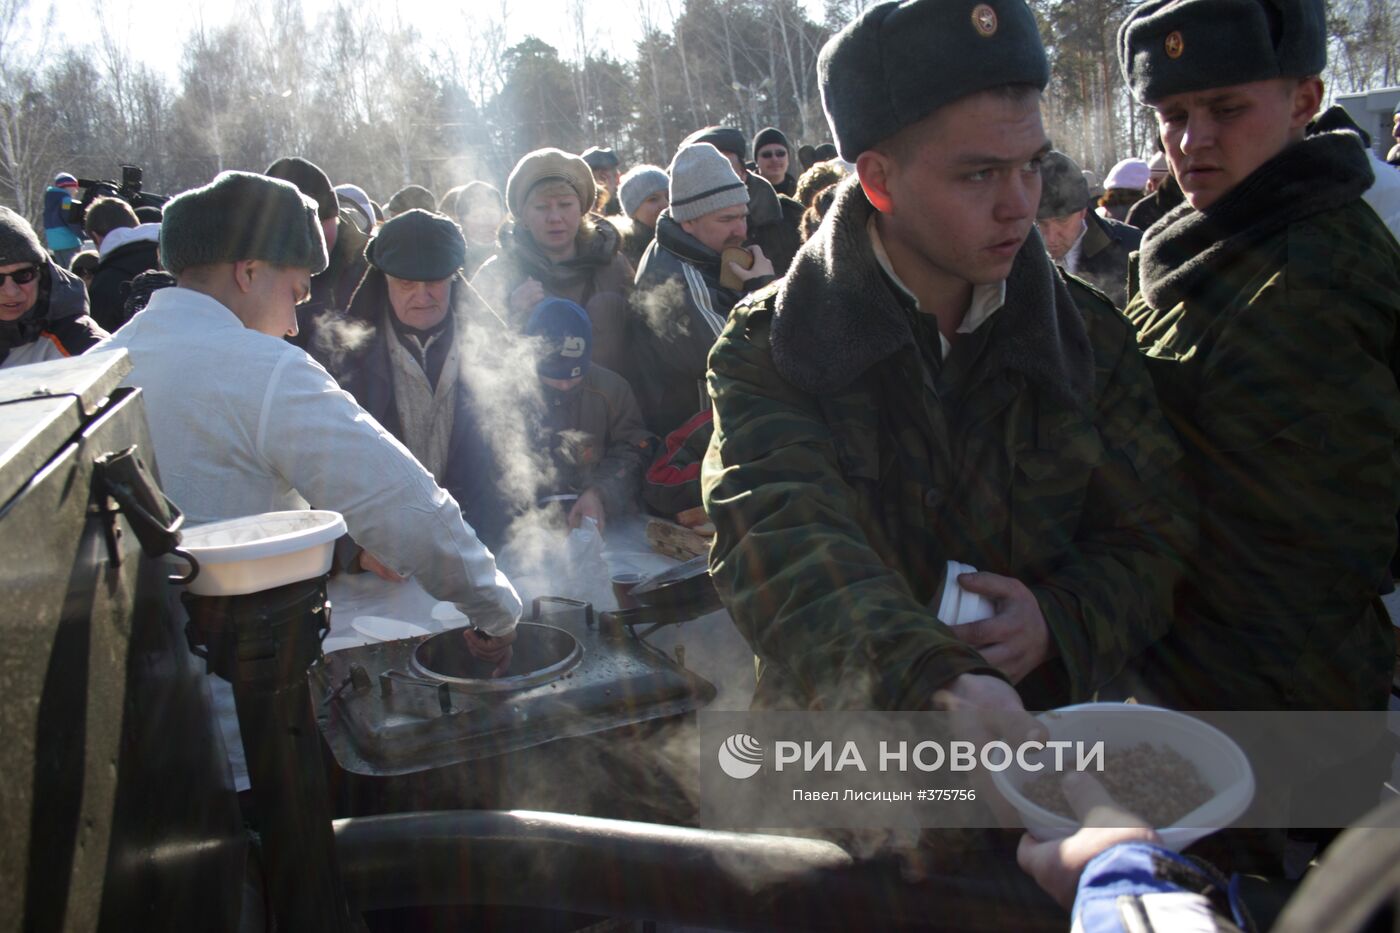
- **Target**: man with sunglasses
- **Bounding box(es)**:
[752,127,798,197]
[0,206,106,369]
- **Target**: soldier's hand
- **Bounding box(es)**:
[932,673,1043,744]
[948,572,1054,683]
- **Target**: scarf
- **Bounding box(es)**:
[1138,127,1374,311]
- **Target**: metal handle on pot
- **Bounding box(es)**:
[379,669,453,715]
[93,445,199,585]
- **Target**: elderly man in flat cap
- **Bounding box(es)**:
[1118,0,1400,711]
[701,0,1189,716]
[328,208,516,555]
[100,174,521,789]
[1035,150,1141,308]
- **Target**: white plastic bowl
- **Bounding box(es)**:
[991,702,1255,851]
[177,510,347,596]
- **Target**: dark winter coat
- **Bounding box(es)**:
[769,173,798,198]
[326,269,514,550]
[291,211,370,352]
[0,259,107,368]
[471,217,634,373]
[629,211,774,437]
[90,236,161,331]
[744,173,804,276]
[613,215,655,269]
[1125,127,1400,711]
[1065,213,1141,309]
[701,178,1190,711]
[1125,176,1185,233]
[532,365,655,518]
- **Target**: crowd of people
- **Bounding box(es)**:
[3,0,1400,927]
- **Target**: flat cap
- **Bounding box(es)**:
[365,209,466,281]
[505,149,597,218]
[160,171,327,277]
[819,0,1049,161]
[1118,0,1326,104]
[580,146,620,170]
[1037,151,1090,219]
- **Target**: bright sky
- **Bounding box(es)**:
[30,0,827,84]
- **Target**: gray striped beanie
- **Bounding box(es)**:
[668,144,748,223]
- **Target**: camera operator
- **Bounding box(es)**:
[85,197,161,331]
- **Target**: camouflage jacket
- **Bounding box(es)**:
[702,179,1191,711]
[1126,128,1400,711]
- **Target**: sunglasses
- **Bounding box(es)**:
[0,266,39,286]
[758,149,786,159]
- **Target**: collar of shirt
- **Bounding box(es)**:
[143,286,242,325]
[867,216,1006,360]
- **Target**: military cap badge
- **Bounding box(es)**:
[972,3,998,36]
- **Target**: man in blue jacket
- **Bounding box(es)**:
[43,173,85,268]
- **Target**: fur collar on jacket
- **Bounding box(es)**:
[1138,126,1374,311]
[769,177,1094,408]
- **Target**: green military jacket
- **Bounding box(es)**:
[1125,128,1400,711]
[701,179,1191,711]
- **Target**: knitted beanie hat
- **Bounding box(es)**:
[159,171,328,276]
[752,127,792,156]
[265,156,338,220]
[0,207,47,266]
[668,144,748,224]
[683,126,748,161]
[618,165,669,218]
[525,297,593,380]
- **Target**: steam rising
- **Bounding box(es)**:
[631,277,693,344]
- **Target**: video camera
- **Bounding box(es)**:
[72,164,168,228]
